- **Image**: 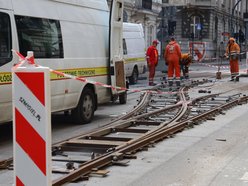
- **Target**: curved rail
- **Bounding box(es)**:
[53,88,248,185]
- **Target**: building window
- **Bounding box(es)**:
[148,25,153,46]
[190,16,202,39]
[222,20,226,41]
[221,0,224,7]
[15,16,64,58]
[234,0,241,14]
[214,16,218,42]
[142,0,152,10]
[168,21,176,36]
[0,12,12,66]
[162,0,169,3]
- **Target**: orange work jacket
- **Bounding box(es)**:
[164,41,181,63]
[146,46,158,66]
[225,43,240,60]
[181,53,192,66]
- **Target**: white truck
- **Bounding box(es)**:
[0,0,126,124]
[123,22,147,84]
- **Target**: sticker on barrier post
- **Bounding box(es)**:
[12,51,51,186]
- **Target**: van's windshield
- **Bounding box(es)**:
[0,12,12,66]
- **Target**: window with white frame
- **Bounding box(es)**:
[235,0,241,13]
[190,16,202,39]
[148,25,153,46]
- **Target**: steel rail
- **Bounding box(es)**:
[52,87,189,185]
[53,91,152,147]
[52,94,248,185]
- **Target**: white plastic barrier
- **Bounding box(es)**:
[12,52,51,186]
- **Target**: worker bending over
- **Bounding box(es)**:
[180,53,192,79]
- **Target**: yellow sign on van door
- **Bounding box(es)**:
[50,67,108,80]
[0,67,108,85]
[0,72,12,85]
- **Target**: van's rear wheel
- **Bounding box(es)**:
[129,67,138,84]
[72,88,95,124]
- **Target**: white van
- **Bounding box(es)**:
[123,22,147,84]
[0,0,126,124]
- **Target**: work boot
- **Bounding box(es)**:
[163,76,167,83]
[235,76,239,82]
[149,82,156,86]
[168,81,173,87]
[230,76,234,81]
[176,81,181,87]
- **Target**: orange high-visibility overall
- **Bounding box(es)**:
[164,41,181,82]
[146,45,158,85]
[225,42,240,79]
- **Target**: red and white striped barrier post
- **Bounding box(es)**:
[12,52,51,186]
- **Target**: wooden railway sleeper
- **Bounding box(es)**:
[196,104,215,108]
[0,158,13,170]
[52,146,67,157]
[150,98,176,102]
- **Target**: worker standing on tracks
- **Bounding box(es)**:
[224,37,240,81]
[180,53,192,79]
[164,36,182,87]
[146,40,159,86]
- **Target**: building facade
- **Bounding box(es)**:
[107,0,247,60]
[124,0,162,49]
[161,0,247,60]
[108,0,162,51]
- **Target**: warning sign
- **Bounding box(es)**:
[189,42,206,62]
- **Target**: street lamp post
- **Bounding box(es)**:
[230,0,242,37]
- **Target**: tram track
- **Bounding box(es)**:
[1,79,248,185]
[51,82,248,185]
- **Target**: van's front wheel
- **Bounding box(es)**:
[72,88,95,124]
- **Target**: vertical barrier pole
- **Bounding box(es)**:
[12,52,51,186]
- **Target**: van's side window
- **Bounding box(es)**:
[0,12,12,66]
[15,16,63,58]
[123,38,127,55]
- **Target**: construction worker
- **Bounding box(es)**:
[146,40,159,86]
[224,37,240,81]
[180,53,192,79]
[164,37,182,87]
